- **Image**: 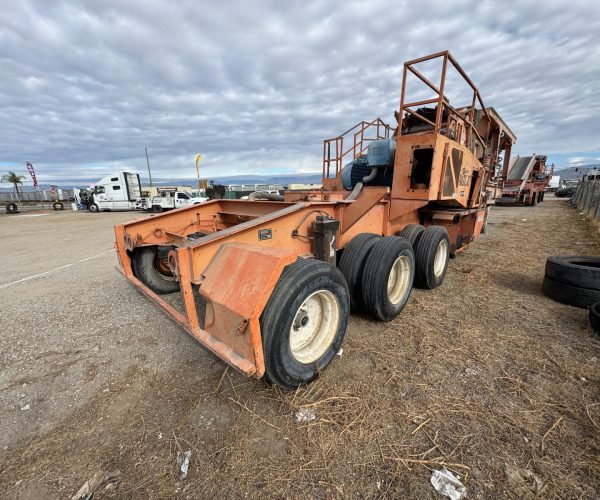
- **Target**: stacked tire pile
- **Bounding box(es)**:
[542,255,600,334]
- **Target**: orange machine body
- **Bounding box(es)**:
[114,51,516,377]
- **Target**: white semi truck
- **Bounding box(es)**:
[78,172,142,212]
[74,172,208,213]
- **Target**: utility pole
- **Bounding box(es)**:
[145,146,153,187]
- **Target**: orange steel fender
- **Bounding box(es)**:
[196,242,298,379]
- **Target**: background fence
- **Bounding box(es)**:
[0,189,74,203]
[572,179,600,221]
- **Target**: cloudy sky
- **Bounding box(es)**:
[1,0,599,183]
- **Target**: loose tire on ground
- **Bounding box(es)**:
[361,236,415,322]
[396,224,425,247]
[590,302,600,334]
[6,202,18,214]
[260,259,349,388]
[338,233,381,312]
[414,226,450,289]
[132,246,180,295]
[89,203,99,213]
[542,276,600,309]
[53,201,64,210]
[545,255,600,291]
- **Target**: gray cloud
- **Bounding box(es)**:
[1,0,599,181]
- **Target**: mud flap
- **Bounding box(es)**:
[197,243,297,378]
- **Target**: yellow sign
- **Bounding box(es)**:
[195,154,202,178]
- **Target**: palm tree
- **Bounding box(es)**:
[1,171,26,200]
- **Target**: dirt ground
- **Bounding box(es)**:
[1,197,599,499]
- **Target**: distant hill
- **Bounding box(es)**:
[553,167,586,181]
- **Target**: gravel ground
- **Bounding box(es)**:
[0,197,599,498]
[0,210,221,450]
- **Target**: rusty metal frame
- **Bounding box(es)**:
[398,50,491,156]
[323,118,393,179]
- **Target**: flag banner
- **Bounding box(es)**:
[195,154,202,178]
[26,161,38,189]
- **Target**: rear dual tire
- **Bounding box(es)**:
[396,224,425,247]
[338,233,380,311]
[414,226,450,289]
[361,236,415,322]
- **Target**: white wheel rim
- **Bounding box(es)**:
[433,240,448,277]
[290,290,340,364]
[387,255,411,305]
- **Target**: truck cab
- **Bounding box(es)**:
[89,172,141,212]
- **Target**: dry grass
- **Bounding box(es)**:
[1,198,599,499]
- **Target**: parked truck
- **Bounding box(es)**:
[497,154,552,206]
[85,172,142,212]
[113,51,516,388]
[135,189,208,212]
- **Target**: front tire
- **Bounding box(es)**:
[131,247,180,294]
[361,236,415,322]
[260,259,349,388]
[89,203,99,213]
[414,226,450,289]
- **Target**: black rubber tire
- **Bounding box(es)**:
[361,236,415,322]
[6,202,18,214]
[53,201,64,210]
[542,276,600,309]
[152,205,163,213]
[338,233,381,312]
[131,246,180,295]
[414,226,450,289]
[89,203,99,213]
[260,259,349,388]
[590,302,600,335]
[396,224,425,247]
[545,256,600,291]
[590,302,600,334]
[531,194,537,206]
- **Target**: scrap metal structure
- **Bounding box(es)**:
[114,51,516,387]
[498,154,553,206]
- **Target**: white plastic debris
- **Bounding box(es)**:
[337,348,344,357]
[177,450,192,480]
[430,468,466,500]
[464,367,478,376]
[294,409,316,422]
[20,405,30,411]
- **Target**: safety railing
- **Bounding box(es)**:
[398,50,490,156]
[322,118,393,179]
